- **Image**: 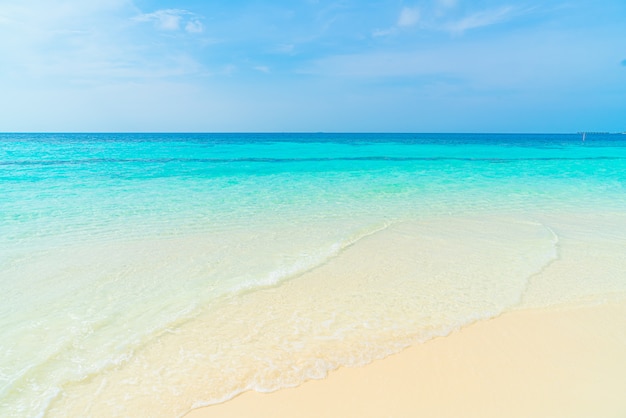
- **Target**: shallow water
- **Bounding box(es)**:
[1,133,626,417]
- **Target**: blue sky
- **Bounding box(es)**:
[0,0,624,132]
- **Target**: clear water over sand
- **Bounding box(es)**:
[1,133,625,417]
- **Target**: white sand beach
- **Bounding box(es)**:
[186,301,626,418]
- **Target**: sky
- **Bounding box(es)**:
[0,0,624,132]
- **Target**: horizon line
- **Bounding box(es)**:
[2,131,623,135]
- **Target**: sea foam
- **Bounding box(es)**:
[1,133,626,417]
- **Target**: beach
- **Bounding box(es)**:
[2,0,625,415]
[187,301,626,418]
[2,133,626,417]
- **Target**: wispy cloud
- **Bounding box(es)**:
[185,20,203,34]
[437,0,457,8]
[273,43,295,54]
[372,27,396,38]
[373,6,420,37]
[137,9,181,30]
[2,0,625,132]
[373,4,525,38]
[253,65,270,73]
[397,7,420,28]
[0,1,209,86]
[134,9,203,34]
[444,6,516,34]
[433,0,457,17]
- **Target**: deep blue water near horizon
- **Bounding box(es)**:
[3,132,626,242]
[1,132,626,417]
[3,131,624,145]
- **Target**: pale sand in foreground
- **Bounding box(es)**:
[185,301,626,418]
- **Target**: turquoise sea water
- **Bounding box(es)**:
[2,133,626,417]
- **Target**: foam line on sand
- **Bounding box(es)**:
[185,301,626,418]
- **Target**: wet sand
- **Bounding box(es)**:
[185,301,626,418]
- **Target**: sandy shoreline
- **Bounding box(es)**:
[185,300,626,418]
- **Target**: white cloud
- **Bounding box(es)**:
[372,27,396,38]
[135,9,203,33]
[273,43,295,54]
[0,0,136,79]
[437,0,457,9]
[303,25,623,96]
[0,0,132,30]
[445,6,515,34]
[0,1,208,86]
[372,6,420,37]
[135,9,182,30]
[185,20,203,34]
[397,7,420,27]
[373,4,525,38]
[254,65,270,73]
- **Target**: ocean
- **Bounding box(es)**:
[2,133,626,417]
